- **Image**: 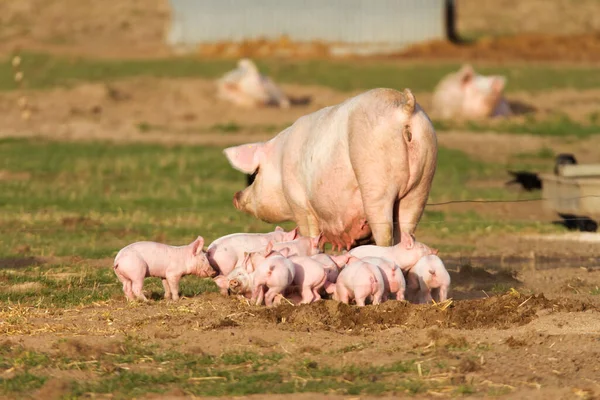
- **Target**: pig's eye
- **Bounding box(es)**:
[246,167,259,186]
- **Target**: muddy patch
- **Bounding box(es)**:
[257,293,594,332]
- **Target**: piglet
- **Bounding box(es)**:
[287,256,329,304]
[226,242,292,299]
[251,252,295,307]
[207,226,298,276]
[328,256,385,307]
[349,241,437,272]
[405,255,451,304]
[311,253,352,295]
[361,256,406,301]
[113,237,216,301]
[264,234,322,257]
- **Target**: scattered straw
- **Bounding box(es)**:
[518,296,533,308]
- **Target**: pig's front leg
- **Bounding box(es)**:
[161,278,172,300]
[166,275,182,301]
[251,285,265,306]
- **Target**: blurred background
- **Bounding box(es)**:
[1,0,600,262]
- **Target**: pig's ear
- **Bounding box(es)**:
[491,76,506,93]
[278,247,291,258]
[286,227,299,241]
[192,236,205,255]
[274,226,284,232]
[265,241,274,256]
[242,252,251,266]
[459,64,474,85]
[223,143,264,174]
[431,248,439,256]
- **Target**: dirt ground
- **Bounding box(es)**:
[3,261,600,399]
[1,1,600,399]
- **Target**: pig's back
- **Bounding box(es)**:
[116,241,173,268]
[349,245,389,260]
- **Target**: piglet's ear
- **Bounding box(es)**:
[431,248,439,256]
[223,143,264,174]
[459,64,474,85]
[278,247,291,258]
[274,226,284,232]
[192,236,204,256]
[491,76,506,94]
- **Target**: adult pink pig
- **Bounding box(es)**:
[328,256,385,307]
[206,226,298,276]
[432,64,512,120]
[113,237,216,302]
[405,255,451,304]
[349,240,437,272]
[224,88,437,251]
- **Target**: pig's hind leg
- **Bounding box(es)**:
[265,286,285,307]
[300,285,316,304]
[395,179,432,249]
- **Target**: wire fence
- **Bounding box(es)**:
[2,194,599,234]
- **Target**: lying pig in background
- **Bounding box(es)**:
[224,88,437,252]
[432,64,512,119]
[216,58,290,109]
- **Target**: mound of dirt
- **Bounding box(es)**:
[258,293,594,332]
[395,33,600,62]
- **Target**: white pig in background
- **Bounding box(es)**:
[432,64,512,119]
[216,58,290,109]
[224,88,437,252]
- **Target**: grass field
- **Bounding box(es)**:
[0,138,561,262]
[5,52,600,94]
[1,51,599,399]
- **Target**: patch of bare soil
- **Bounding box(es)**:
[3,271,600,399]
[456,0,600,37]
[396,33,600,63]
[0,0,171,59]
[0,78,353,145]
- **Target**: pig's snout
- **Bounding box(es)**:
[229,279,241,292]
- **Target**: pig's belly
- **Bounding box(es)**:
[310,183,372,247]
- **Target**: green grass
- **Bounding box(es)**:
[0,342,450,398]
[5,52,600,93]
[434,114,600,138]
[0,263,219,307]
[0,138,567,261]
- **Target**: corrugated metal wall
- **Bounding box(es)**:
[167,0,446,55]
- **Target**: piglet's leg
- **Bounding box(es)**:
[166,275,181,301]
[131,280,148,302]
[300,286,315,304]
[161,278,172,300]
[265,287,283,307]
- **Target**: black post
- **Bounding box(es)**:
[445,0,460,43]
